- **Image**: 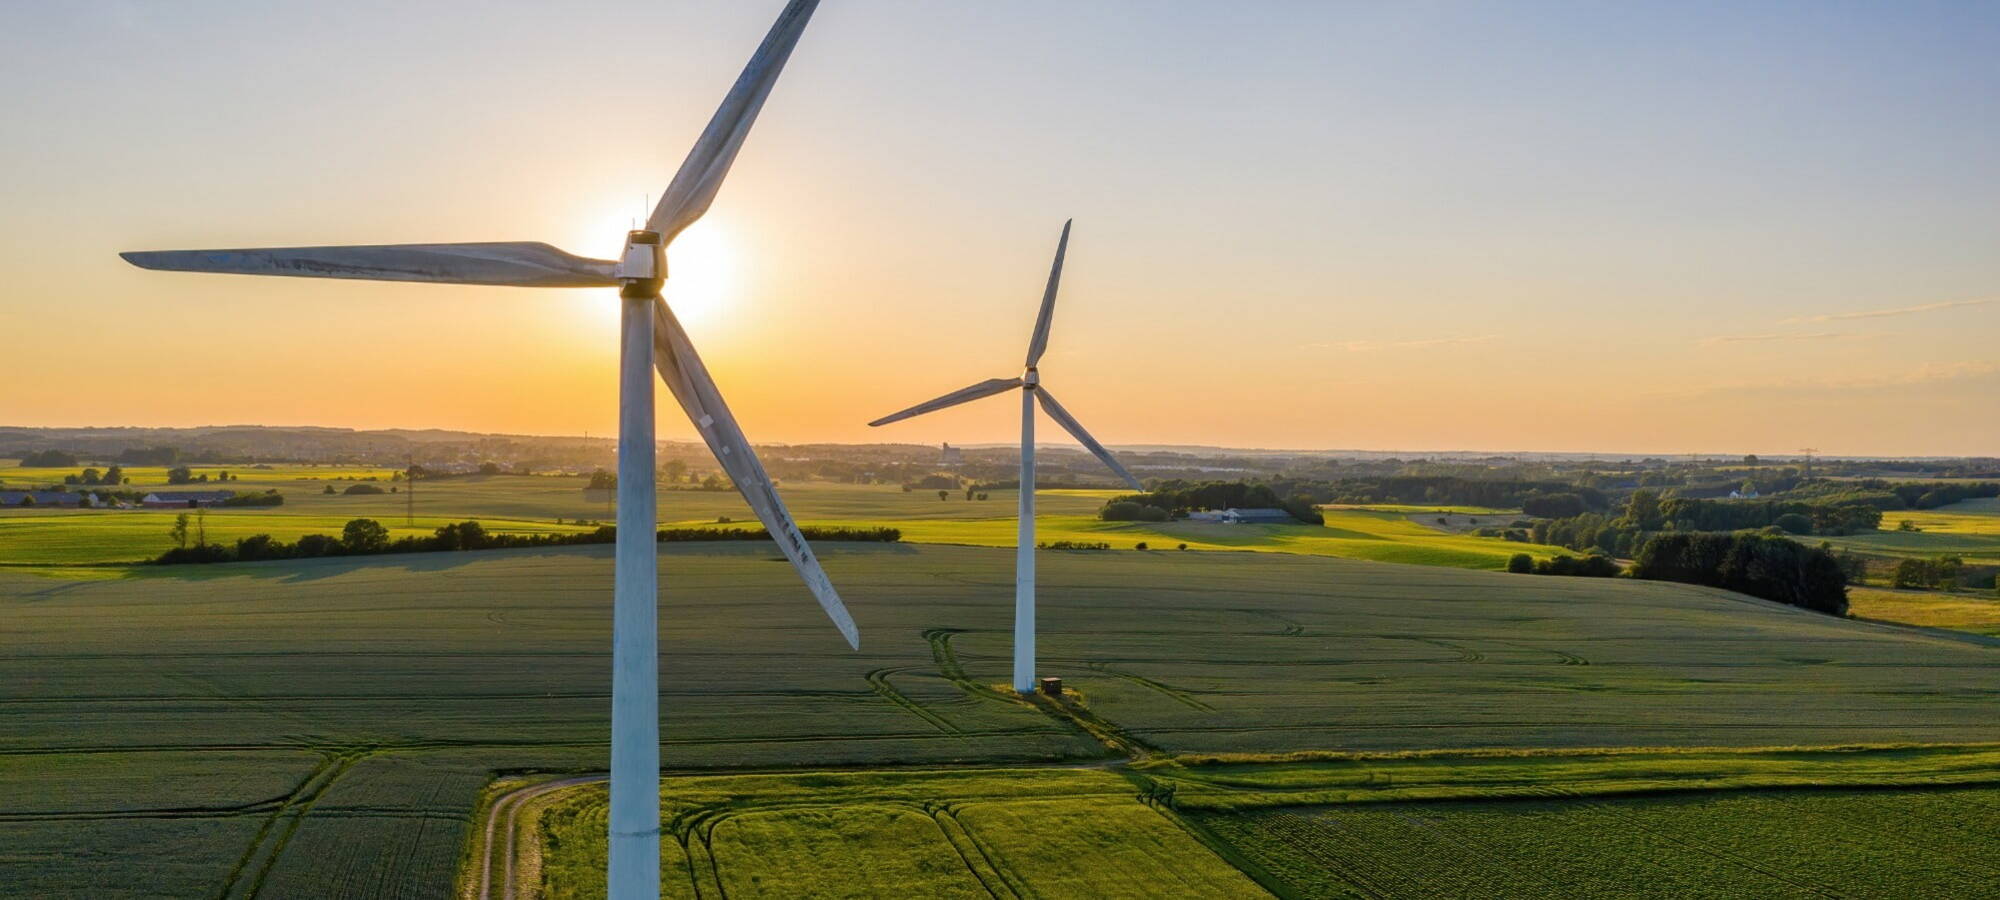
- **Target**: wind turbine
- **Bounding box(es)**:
[868,221,1142,694]
[119,3,854,897]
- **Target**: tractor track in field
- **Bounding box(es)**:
[218,749,364,900]
[864,666,962,734]
[1080,661,1216,711]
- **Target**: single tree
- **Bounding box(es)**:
[1507,553,1534,574]
[323,484,336,495]
[342,518,391,553]
[662,459,687,484]
[103,465,124,485]
[937,490,949,501]
[166,466,194,485]
[169,513,191,550]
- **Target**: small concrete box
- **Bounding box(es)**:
[1038,677,1063,696]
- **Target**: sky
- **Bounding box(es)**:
[3,0,1998,456]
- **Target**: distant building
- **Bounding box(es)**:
[1186,507,1297,525]
[940,443,964,467]
[141,491,236,509]
[0,490,84,508]
[1729,482,1760,500]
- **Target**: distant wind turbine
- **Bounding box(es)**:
[119,3,853,897]
[869,221,1142,694]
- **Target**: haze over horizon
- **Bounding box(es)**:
[6,1,1997,456]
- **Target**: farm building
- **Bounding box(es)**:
[940,443,964,467]
[0,490,85,508]
[1186,508,1297,525]
[141,490,236,509]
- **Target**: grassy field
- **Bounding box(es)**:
[6,543,2000,896]
[0,478,1561,569]
[1850,587,2000,637]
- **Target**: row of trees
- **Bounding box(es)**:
[155,518,902,565]
[1507,552,1621,578]
[1532,489,1887,557]
[1891,556,1965,591]
[62,465,126,486]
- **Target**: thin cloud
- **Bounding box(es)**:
[1782,297,1995,324]
[1659,360,2000,399]
[1696,331,1867,347]
[1311,334,1500,352]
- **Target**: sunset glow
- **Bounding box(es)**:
[2,2,1996,455]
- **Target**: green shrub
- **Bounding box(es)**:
[1507,553,1534,574]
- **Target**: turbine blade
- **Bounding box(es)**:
[119,242,619,287]
[867,378,1023,428]
[1034,387,1143,491]
[651,298,859,650]
[1023,219,1072,368]
[647,0,820,242]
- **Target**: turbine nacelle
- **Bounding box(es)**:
[616,230,665,298]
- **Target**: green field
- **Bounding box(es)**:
[509,746,2000,899]
[1196,784,2000,897]
[6,542,2000,896]
[534,769,1265,899]
[1,477,1565,570]
[1819,502,2000,565]
[0,461,402,487]
[1851,587,2000,637]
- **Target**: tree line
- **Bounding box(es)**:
[153,519,901,565]
[1629,532,1849,616]
[1100,480,1325,524]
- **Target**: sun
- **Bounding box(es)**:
[570,209,740,331]
[657,219,738,329]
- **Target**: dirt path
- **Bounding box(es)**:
[474,774,605,900]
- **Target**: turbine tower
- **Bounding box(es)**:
[869,221,1141,693]
[119,3,853,897]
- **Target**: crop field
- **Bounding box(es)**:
[533,769,1265,899]
[6,541,2000,896]
[1850,587,2000,637]
[1,478,1557,569]
[1195,785,2000,898]
[1819,503,2000,565]
[509,745,2000,898]
[0,511,602,566]
[0,461,402,487]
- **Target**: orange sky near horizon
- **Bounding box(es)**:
[3,2,1997,457]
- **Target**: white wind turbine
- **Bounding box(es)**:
[119,3,853,897]
[869,221,1143,694]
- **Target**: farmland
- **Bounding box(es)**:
[2,475,1564,569]
[1816,500,2000,565]
[1850,587,2000,637]
[5,541,2000,896]
[1194,784,2000,897]
[505,746,2000,899]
